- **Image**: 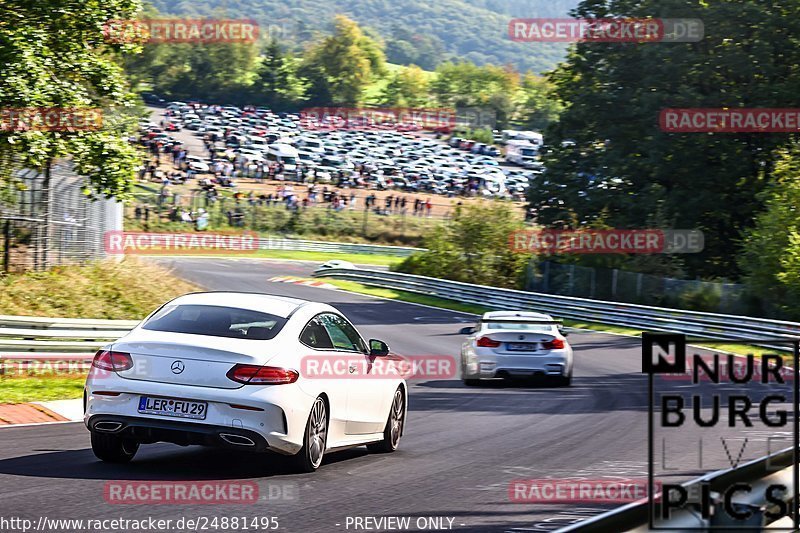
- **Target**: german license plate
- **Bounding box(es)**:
[138,396,207,420]
[506,343,538,351]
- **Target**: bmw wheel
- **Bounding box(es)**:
[462,358,481,386]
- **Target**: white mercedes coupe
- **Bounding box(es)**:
[84,292,406,472]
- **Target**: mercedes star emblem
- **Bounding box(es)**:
[171,360,185,374]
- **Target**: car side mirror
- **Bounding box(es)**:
[369,339,390,356]
[459,326,476,335]
[558,327,569,337]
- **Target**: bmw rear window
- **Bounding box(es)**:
[143,304,287,340]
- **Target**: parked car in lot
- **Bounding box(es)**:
[459,311,573,386]
[183,155,210,173]
[448,136,464,148]
[471,143,487,154]
[459,140,476,151]
[85,292,406,472]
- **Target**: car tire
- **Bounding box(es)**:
[367,388,405,453]
[90,431,139,463]
[557,375,572,387]
[461,359,480,386]
[291,397,328,473]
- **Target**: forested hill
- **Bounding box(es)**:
[148,0,579,73]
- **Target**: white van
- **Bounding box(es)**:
[267,143,299,171]
[517,131,544,146]
[506,140,539,166]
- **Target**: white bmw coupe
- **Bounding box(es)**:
[460,311,573,386]
[84,292,406,472]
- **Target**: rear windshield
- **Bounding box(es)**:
[485,322,554,332]
[143,304,287,340]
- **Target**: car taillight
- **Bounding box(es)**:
[476,336,501,348]
[543,339,565,350]
[226,364,299,385]
[92,350,133,371]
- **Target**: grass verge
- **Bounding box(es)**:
[144,249,405,267]
[251,250,405,266]
[0,258,200,318]
[0,376,85,404]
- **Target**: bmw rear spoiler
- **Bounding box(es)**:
[479,318,563,324]
[460,318,568,336]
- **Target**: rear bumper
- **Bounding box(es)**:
[84,372,314,455]
[491,366,565,379]
[87,414,270,452]
[463,349,572,379]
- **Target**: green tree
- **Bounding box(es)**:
[301,15,387,106]
[531,0,800,279]
[431,62,519,129]
[385,25,446,71]
[251,39,308,109]
[125,40,259,104]
[740,146,800,318]
[381,65,430,107]
[517,73,562,131]
[0,0,143,201]
[395,202,530,289]
[431,62,518,108]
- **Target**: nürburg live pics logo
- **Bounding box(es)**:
[642,332,799,530]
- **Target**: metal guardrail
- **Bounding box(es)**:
[257,237,423,257]
[557,446,797,532]
[312,268,800,348]
[0,316,138,355]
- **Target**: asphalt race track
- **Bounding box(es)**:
[0,258,790,532]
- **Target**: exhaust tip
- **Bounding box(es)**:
[94,421,123,433]
[219,433,256,447]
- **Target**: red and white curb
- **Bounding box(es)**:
[0,398,83,427]
[268,276,337,290]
